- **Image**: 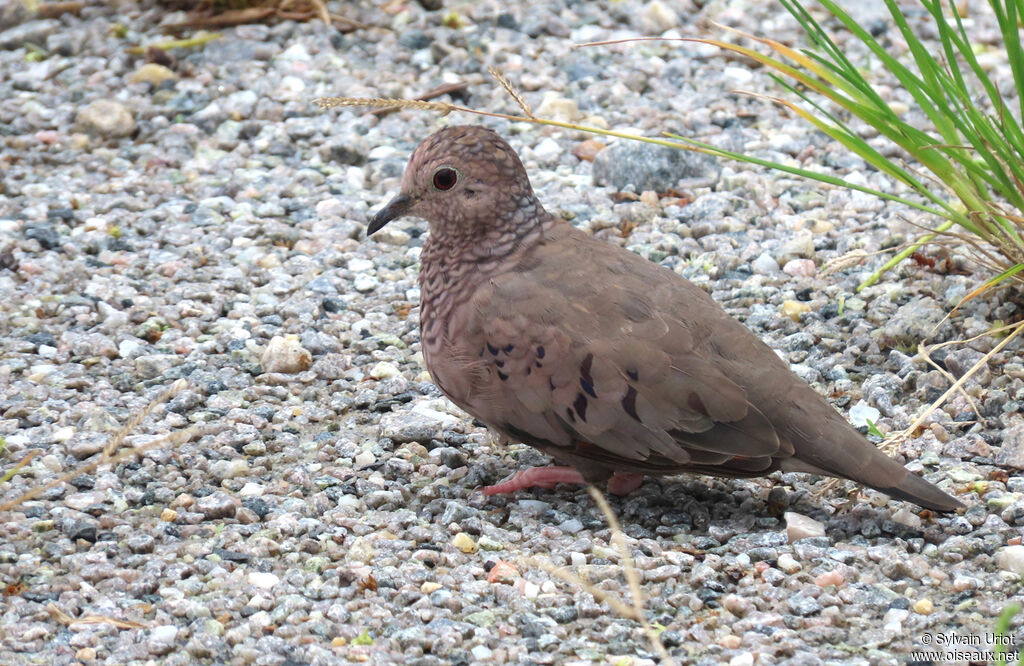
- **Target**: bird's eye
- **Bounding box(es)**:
[432,167,458,191]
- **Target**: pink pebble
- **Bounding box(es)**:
[814,570,845,587]
[783,258,816,277]
[36,130,60,145]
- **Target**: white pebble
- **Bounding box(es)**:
[347,257,374,272]
[261,335,312,374]
[785,511,826,542]
[751,252,780,274]
[369,361,400,379]
[353,274,379,293]
[891,508,922,529]
[355,450,376,467]
[532,137,562,162]
[729,653,754,666]
[248,572,280,589]
[996,545,1024,575]
[239,482,265,498]
[777,553,801,574]
[848,400,881,428]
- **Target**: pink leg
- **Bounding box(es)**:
[481,466,645,496]
[482,466,584,495]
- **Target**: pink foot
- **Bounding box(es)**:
[606,472,644,495]
[482,466,585,495]
[481,466,645,496]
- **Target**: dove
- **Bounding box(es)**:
[367,125,963,512]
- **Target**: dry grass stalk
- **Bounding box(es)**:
[816,319,1022,502]
[526,486,674,664]
[487,66,534,119]
[48,603,149,630]
[881,320,1024,455]
[0,379,204,512]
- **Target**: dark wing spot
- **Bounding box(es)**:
[566,407,576,423]
[573,392,588,422]
[497,370,509,381]
[526,366,532,376]
[536,346,546,359]
[580,353,594,385]
[495,359,504,368]
[622,386,640,422]
[626,368,638,381]
[549,378,555,390]
[487,343,499,356]
[503,344,515,354]
[536,361,543,368]
[688,392,709,416]
[579,353,596,397]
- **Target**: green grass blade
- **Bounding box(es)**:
[662,132,954,219]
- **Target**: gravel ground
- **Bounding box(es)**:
[2,0,1024,664]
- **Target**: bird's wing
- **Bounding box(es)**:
[454,225,790,475]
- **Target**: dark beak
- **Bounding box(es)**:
[367,193,413,236]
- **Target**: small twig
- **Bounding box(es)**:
[104,379,187,456]
[0,451,38,484]
[881,320,1023,455]
[125,32,222,55]
[588,486,673,664]
[36,1,84,19]
[916,342,983,424]
[0,379,202,512]
[308,0,331,25]
[48,603,148,630]
[315,97,713,156]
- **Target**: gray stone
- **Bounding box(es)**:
[592,140,719,192]
[995,423,1024,469]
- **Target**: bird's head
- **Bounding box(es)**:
[368,125,541,242]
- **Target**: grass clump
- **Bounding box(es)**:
[674,0,1024,293]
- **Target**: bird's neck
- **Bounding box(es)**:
[418,203,559,337]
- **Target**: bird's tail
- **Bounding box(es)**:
[782,429,963,512]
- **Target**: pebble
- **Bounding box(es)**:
[785,512,826,542]
[781,300,811,321]
[147,626,179,655]
[75,99,135,138]
[751,252,781,275]
[369,361,400,379]
[782,258,816,277]
[995,423,1024,469]
[592,140,719,192]
[261,336,313,373]
[996,546,1024,575]
[638,1,679,33]
[532,137,563,162]
[535,93,581,123]
[248,572,280,590]
[848,401,881,428]
[452,532,478,554]
[130,63,177,86]
[777,553,801,573]
[572,139,605,162]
